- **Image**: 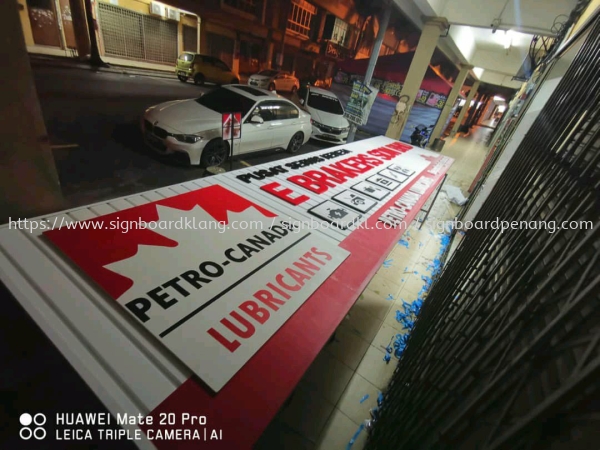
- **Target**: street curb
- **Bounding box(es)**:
[30,56,176,80]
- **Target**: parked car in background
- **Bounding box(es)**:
[248,70,300,92]
[176,52,240,86]
[294,85,350,144]
[142,85,311,167]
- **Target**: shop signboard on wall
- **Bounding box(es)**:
[416,89,447,110]
[344,80,379,126]
[44,185,349,392]
[380,81,403,98]
[324,41,353,60]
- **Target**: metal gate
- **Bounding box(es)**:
[366,11,600,450]
[98,3,177,65]
[182,25,197,52]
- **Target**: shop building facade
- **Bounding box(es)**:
[18,0,413,79]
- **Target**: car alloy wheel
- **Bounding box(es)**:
[201,140,228,167]
[287,132,303,153]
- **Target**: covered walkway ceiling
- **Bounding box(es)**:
[394,0,581,89]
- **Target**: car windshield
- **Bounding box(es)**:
[258,70,279,77]
[307,93,344,115]
[178,53,194,62]
[196,88,256,116]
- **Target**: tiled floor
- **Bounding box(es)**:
[254,127,493,450]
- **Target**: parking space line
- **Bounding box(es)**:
[240,160,252,167]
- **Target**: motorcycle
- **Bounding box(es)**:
[410,124,434,148]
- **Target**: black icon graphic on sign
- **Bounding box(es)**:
[328,208,348,219]
[377,178,391,185]
[365,186,376,193]
[350,196,365,206]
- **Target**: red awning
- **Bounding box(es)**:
[338,52,454,95]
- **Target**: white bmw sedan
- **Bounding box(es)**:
[141,85,311,166]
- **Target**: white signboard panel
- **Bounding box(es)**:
[45,185,349,392]
[220,139,434,243]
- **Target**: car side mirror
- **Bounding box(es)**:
[250,115,264,124]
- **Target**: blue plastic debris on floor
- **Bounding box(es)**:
[346,423,365,450]
[398,239,410,248]
[383,230,452,365]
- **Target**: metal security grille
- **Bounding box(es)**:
[366,13,600,450]
[142,15,177,64]
[98,3,177,65]
[183,25,197,52]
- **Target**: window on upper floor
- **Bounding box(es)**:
[331,18,349,46]
[323,15,355,48]
[288,0,317,38]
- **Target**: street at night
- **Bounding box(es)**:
[34,66,333,208]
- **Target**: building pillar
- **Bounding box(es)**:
[346,0,393,143]
[277,0,292,68]
[1,0,65,223]
[385,17,449,140]
[429,63,472,143]
[200,21,209,54]
[450,80,479,136]
[466,92,482,127]
[474,95,490,124]
[177,21,184,55]
[232,37,240,74]
[69,0,91,60]
[265,28,274,69]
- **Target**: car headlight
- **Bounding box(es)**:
[173,134,203,144]
[310,119,324,128]
[342,126,350,132]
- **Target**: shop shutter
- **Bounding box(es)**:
[142,15,178,64]
[183,25,197,52]
[98,3,177,65]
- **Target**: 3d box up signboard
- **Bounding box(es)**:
[44,184,349,392]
